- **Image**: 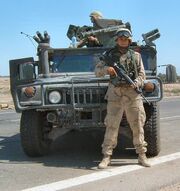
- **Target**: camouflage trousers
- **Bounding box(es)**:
[102,84,147,156]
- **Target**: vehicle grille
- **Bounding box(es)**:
[62,87,107,105]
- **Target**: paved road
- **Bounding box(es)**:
[0,97,180,191]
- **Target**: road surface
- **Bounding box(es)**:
[0,97,180,191]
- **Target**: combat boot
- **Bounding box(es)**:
[98,155,111,169]
[138,153,151,167]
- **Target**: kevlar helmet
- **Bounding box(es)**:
[89,11,103,19]
[115,28,132,43]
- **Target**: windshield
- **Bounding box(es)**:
[49,47,156,74]
[51,54,97,73]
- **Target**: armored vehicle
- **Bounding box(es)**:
[9,26,162,157]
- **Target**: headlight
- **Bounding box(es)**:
[49,91,61,104]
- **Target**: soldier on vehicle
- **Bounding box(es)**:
[77,11,103,48]
[89,10,103,26]
[77,11,131,48]
[95,28,151,169]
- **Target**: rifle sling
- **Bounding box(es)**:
[129,49,138,79]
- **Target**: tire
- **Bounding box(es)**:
[144,102,160,157]
[20,110,52,157]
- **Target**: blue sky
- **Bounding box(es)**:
[0,0,180,76]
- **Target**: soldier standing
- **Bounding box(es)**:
[95,28,151,169]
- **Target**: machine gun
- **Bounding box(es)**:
[67,23,127,42]
[112,63,150,105]
[81,24,126,38]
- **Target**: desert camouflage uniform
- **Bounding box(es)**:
[95,47,147,156]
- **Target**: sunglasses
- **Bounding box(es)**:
[116,31,132,38]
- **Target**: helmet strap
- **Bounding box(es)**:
[117,45,129,54]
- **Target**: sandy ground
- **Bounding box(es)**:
[163,83,180,96]
[0,77,14,109]
[0,77,180,109]
[159,183,180,191]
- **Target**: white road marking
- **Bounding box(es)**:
[0,119,20,122]
[9,119,20,122]
[162,97,180,101]
[23,152,180,191]
[0,111,16,115]
[160,115,180,120]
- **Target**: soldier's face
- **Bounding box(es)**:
[90,15,100,23]
[116,36,130,47]
[90,16,95,23]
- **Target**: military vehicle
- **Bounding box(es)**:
[9,22,162,157]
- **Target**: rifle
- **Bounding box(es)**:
[112,63,150,105]
[81,24,126,38]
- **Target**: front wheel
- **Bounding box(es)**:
[144,102,160,157]
[20,110,52,157]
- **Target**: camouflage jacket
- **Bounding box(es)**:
[95,46,146,88]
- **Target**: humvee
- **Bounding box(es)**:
[9,26,162,157]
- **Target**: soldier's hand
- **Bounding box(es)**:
[131,80,139,89]
[88,36,98,42]
[107,67,117,76]
[33,31,50,44]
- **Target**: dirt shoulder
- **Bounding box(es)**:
[163,83,180,97]
[159,183,180,191]
[0,77,14,109]
[0,77,180,110]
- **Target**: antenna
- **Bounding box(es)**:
[20,32,37,49]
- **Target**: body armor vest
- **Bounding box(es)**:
[103,47,138,86]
